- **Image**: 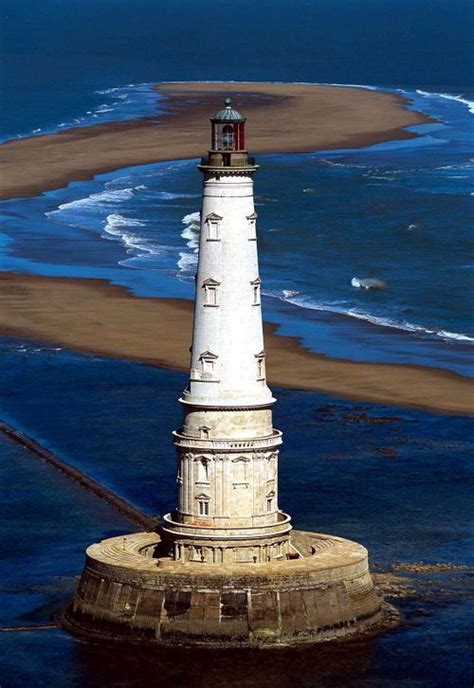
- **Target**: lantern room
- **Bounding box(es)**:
[199,97,256,170]
[211,98,246,151]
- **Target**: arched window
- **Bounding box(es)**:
[196,457,209,482]
[199,425,211,440]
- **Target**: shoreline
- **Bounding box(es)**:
[0,81,433,201]
[1,272,472,416]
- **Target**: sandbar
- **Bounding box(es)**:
[0,273,471,416]
[1,82,466,416]
[0,81,433,200]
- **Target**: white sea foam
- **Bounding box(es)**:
[47,188,135,218]
[276,290,474,344]
[176,212,200,276]
[181,211,200,232]
[351,277,387,290]
[104,213,146,231]
[177,252,198,274]
[156,191,200,200]
[102,213,160,258]
[435,158,474,171]
[416,89,474,115]
[94,87,121,95]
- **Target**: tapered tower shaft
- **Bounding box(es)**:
[161,99,291,564]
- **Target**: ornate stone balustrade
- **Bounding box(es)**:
[173,429,282,451]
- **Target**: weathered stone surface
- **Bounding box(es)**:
[65,530,396,648]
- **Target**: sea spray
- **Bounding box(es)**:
[177,211,200,278]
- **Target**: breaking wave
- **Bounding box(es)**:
[177,211,200,277]
[46,188,135,220]
[415,89,474,115]
[103,213,160,258]
[275,290,474,344]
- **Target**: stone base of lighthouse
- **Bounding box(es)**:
[64,530,397,648]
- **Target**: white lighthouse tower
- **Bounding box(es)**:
[161,99,292,564]
[68,98,390,647]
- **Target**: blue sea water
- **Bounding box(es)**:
[0,86,472,373]
[0,339,472,686]
[1,0,473,685]
[1,1,473,372]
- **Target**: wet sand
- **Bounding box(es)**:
[1,273,471,415]
[1,81,466,415]
[0,81,432,200]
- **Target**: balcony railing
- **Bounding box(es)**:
[172,429,282,450]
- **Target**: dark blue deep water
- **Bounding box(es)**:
[0,340,472,687]
[1,1,473,685]
[1,0,473,138]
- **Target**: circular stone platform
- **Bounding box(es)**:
[64,530,397,648]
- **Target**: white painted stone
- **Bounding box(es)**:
[181,173,274,408]
[163,108,291,563]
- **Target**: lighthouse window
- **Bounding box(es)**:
[208,221,218,240]
[199,426,210,440]
[255,351,266,380]
[266,498,273,512]
[202,278,220,307]
[247,212,257,240]
[205,213,222,241]
[197,457,209,482]
[250,278,261,305]
[222,124,234,150]
[199,351,218,377]
[199,500,209,516]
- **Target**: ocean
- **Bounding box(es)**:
[0,0,473,685]
[0,339,472,686]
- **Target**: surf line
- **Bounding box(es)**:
[0,420,154,531]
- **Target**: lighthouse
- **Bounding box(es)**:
[67,97,392,647]
[160,99,292,564]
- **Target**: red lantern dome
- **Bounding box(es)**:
[211,98,246,151]
[199,98,256,171]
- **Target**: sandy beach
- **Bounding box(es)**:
[0,82,432,200]
[1,273,471,415]
[1,81,470,415]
